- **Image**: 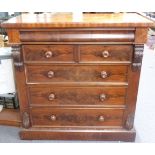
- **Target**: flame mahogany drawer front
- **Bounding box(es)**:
[23,45,75,62]
[26,65,128,83]
[23,44,133,63]
[30,107,124,127]
[80,45,133,62]
[20,29,135,42]
[28,86,127,106]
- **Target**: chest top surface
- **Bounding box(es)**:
[1,12,154,28]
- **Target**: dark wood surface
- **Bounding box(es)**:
[30,107,124,127]
[1,12,154,141]
[19,29,135,42]
[26,65,128,83]
[23,44,132,63]
[28,86,127,107]
[23,45,75,62]
[80,45,133,62]
[20,128,136,142]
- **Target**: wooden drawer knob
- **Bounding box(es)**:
[98,115,105,122]
[50,115,56,121]
[100,94,106,101]
[47,71,54,78]
[45,51,53,58]
[101,71,108,79]
[48,93,55,101]
[102,50,109,58]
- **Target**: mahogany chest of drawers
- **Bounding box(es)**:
[2,13,154,141]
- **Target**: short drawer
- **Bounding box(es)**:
[28,86,127,106]
[23,45,75,62]
[80,45,133,62]
[26,65,128,83]
[30,107,124,127]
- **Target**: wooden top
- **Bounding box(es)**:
[1,12,154,28]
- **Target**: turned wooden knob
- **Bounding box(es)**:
[47,71,54,78]
[98,115,105,122]
[50,115,56,121]
[45,51,53,58]
[100,94,106,101]
[101,71,108,79]
[102,50,110,58]
[48,93,55,101]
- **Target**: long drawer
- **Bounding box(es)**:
[26,65,128,83]
[30,107,124,127]
[28,86,127,106]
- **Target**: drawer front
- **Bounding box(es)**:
[28,86,127,106]
[30,108,124,127]
[23,45,75,62]
[26,65,128,83]
[20,29,134,42]
[80,45,133,62]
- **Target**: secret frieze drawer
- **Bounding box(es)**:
[28,86,127,106]
[30,107,124,127]
[20,29,135,42]
[23,45,133,63]
[26,65,128,83]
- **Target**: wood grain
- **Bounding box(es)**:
[30,107,124,127]
[20,128,136,141]
[23,45,75,62]
[1,13,154,28]
[80,45,133,62]
[26,65,128,83]
[135,28,148,43]
[11,44,31,128]
[19,30,134,42]
[123,66,141,130]
[28,86,127,106]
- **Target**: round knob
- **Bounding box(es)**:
[45,51,53,58]
[50,115,56,121]
[48,93,55,101]
[100,94,106,102]
[102,50,110,58]
[101,71,108,79]
[98,115,105,122]
[47,71,54,78]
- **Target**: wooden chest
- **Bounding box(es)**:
[1,13,154,141]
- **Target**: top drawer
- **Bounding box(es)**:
[20,29,135,42]
[80,45,133,62]
[23,45,75,63]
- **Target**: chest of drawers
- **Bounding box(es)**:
[2,13,154,141]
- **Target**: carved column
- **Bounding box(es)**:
[22,111,31,129]
[11,44,31,128]
[132,44,144,71]
[125,44,144,130]
[11,44,24,71]
[125,114,135,130]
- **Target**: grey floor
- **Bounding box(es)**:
[0,45,155,143]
